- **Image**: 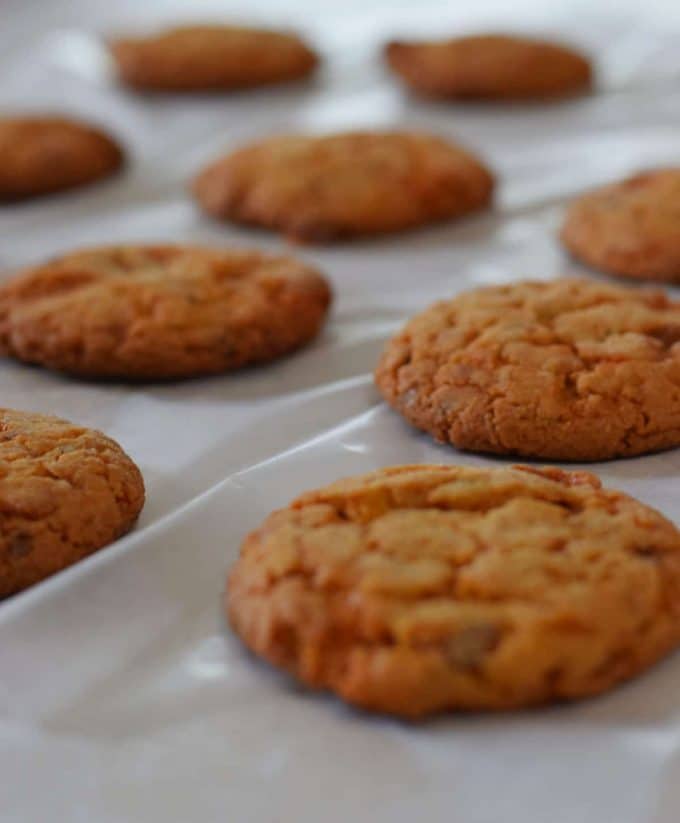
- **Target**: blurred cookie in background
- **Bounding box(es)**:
[0,116,123,201]
[109,24,318,92]
[0,245,331,379]
[561,169,680,283]
[385,34,592,101]
[193,131,494,242]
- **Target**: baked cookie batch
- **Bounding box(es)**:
[0,409,144,598]
[0,245,330,379]
[0,116,123,201]
[109,25,318,92]
[384,34,593,100]
[376,278,680,461]
[193,131,494,242]
[2,22,680,719]
[228,464,680,717]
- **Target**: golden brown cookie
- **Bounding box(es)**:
[110,24,318,92]
[375,278,680,461]
[193,131,494,242]
[0,245,331,379]
[0,408,144,597]
[561,169,680,283]
[0,116,124,201]
[385,34,592,100]
[227,463,680,717]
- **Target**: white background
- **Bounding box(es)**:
[1,1,680,821]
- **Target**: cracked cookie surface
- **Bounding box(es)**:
[227,464,680,717]
[193,131,494,242]
[0,244,331,379]
[385,34,592,100]
[0,116,123,201]
[375,278,680,461]
[561,169,680,283]
[110,25,318,92]
[0,408,144,597]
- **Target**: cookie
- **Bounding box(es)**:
[375,278,680,461]
[385,34,592,101]
[227,463,680,717]
[110,24,318,92]
[0,408,144,597]
[0,116,124,201]
[561,169,680,283]
[193,131,494,242]
[0,245,331,379]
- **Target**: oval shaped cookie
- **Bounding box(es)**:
[385,34,592,100]
[227,463,680,717]
[375,278,680,461]
[193,131,494,242]
[110,24,318,92]
[0,116,123,201]
[0,408,144,597]
[0,245,331,379]
[561,169,680,283]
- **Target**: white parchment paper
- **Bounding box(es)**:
[1,1,680,820]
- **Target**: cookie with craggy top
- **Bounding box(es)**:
[227,463,680,717]
[385,34,592,100]
[375,278,680,461]
[0,408,144,597]
[0,245,331,379]
[192,131,494,242]
[0,116,123,201]
[561,169,680,283]
[110,24,318,92]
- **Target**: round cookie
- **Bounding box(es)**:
[192,131,494,242]
[227,463,680,717]
[0,245,331,379]
[0,408,144,597]
[109,24,318,92]
[385,34,592,101]
[561,169,680,283]
[375,278,680,461]
[0,116,124,201]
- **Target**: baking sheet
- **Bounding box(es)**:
[2,1,680,820]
